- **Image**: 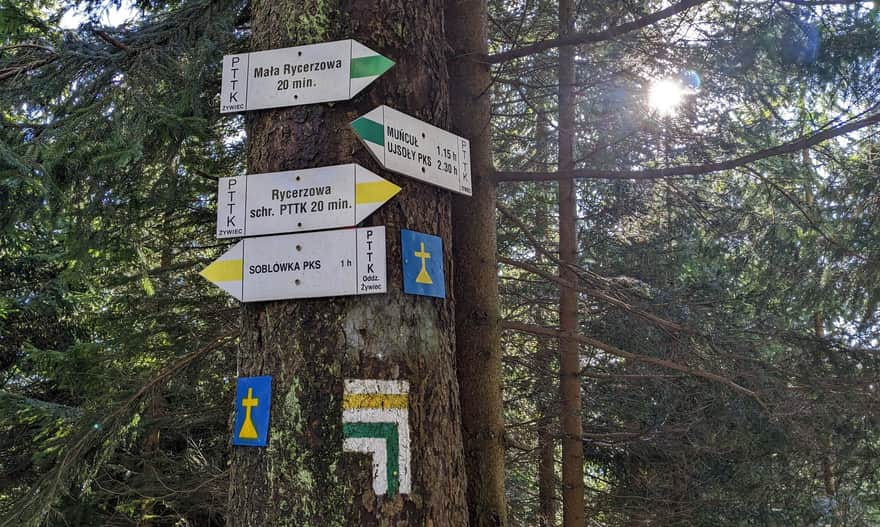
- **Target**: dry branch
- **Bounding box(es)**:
[503,320,766,407]
[500,256,692,335]
[93,30,131,52]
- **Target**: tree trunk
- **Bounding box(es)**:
[537,396,557,527]
[226,1,469,525]
[447,1,508,526]
[815,314,842,527]
[557,1,586,526]
[535,309,558,527]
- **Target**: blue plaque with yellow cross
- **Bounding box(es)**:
[401,229,445,298]
[232,376,272,447]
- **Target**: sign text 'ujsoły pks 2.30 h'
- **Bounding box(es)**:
[216,164,400,238]
[200,226,386,302]
[221,39,394,113]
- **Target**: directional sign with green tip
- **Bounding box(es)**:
[352,106,472,196]
[220,39,394,113]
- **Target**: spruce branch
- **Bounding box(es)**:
[495,111,880,182]
[92,29,131,52]
[486,0,710,64]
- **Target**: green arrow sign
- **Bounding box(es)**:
[221,39,394,113]
[352,105,472,196]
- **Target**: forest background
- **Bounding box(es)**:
[1,0,879,526]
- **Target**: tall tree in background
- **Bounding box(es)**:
[448,0,509,525]
[490,1,880,525]
[556,0,585,526]
[0,2,243,525]
[227,1,468,525]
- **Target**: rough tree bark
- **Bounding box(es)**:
[447,0,509,525]
[557,0,586,526]
[537,394,558,527]
[531,307,558,527]
[226,1,469,525]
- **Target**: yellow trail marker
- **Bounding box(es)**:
[199,258,243,284]
[200,227,388,303]
[343,393,409,410]
[238,387,259,440]
[355,180,401,205]
[414,242,433,284]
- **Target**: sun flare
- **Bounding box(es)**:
[648,78,686,117]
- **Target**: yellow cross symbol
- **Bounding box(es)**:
[414,242,433,285]
[238,387,259,440]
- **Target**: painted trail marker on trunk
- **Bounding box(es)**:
[217,164,400,239]
[232,376,272,447]
[199,226,386,302]
[401,229,445,299]
[220,39,394,113]
[343,379,411,496]
[351,105,472,196]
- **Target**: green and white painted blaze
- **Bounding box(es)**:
[349,41,395,98]
[342,379,411,496]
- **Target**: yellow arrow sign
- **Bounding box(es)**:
[200,227,387,303]
[217,164,400,239]
[355,179,401,205]
[199,258,243,284]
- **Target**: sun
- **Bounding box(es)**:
[648,78,685,117]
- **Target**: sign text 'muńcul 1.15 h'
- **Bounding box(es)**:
[199,227,386,302]
[217,164,400,238]
[352,105,471,196]
[220,39,394,113]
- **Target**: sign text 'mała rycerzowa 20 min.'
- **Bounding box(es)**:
[220,39,394,112]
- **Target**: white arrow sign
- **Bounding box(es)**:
[351,106,472,196]
[216,164,400,239]
[220,39,394,113]
[199,227,386,302]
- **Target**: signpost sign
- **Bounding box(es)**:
[221,39,394,113]
[351,105,472,196]
[200,227,387,302]
[217,164,400,239]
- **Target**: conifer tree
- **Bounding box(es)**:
[226,1,469,525]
